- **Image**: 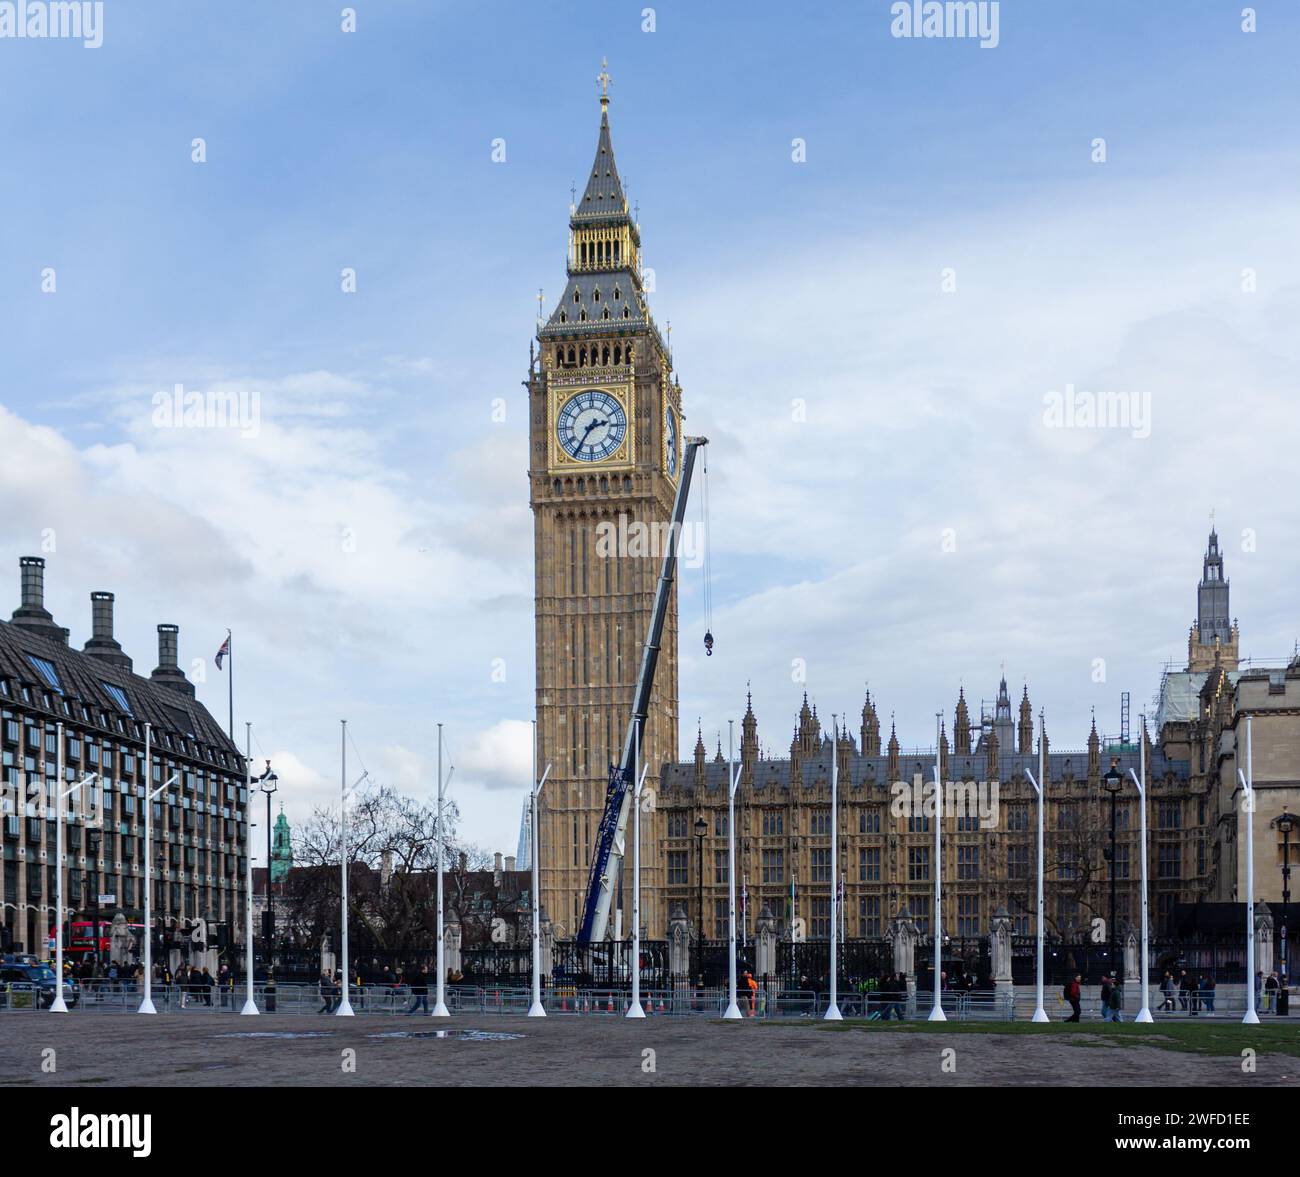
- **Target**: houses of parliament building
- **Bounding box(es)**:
[529,73,1300,945]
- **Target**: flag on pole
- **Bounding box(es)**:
[215,630,233,741]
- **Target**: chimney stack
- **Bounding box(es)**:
[10,556,67,644]
[83,591,133,672]
[150,623,195,697]
[504,855,516,872]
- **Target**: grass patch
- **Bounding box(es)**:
[758,1018,1300,1057]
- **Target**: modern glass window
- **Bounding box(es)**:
[101,683,133,716]
[27,656,63,693]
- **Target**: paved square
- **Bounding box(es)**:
[1,1014,1296,1087]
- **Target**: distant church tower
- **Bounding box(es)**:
[270,806,292,885]
[1187,525,1239,672]
[528,64,683,938]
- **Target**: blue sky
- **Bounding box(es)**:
[3,1,1299,851]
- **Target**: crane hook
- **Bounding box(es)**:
[704,630,714,657]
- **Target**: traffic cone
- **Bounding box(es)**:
[606,994,614,1012]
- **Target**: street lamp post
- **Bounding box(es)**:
[825,715,842,1021]
[138,741,179,1013]
[627,721,648,1019]
[1271,809,1297,1014]
[1239,715,1259,1024]
[336,721,367,1018]
[1127,724,1153,1023]
[723,719,743,1020]
[432,725,451,1018]
[259,762,278,962]
[240,723,258,1016]
[528,718,550,1019]
[694,816,707,978]
[1026,709,1048,1022]
[1103,758,1123,984]
[928,718,946,1022]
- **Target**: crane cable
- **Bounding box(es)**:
[701,453,714,655]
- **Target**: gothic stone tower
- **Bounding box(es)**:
[527,70,683,939]
[1188,526,1239,672]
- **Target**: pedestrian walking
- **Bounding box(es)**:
[1265,971,1279,1013]
[1159,971,1176,1011]
[1107,979,1123,1022]
[317,971,335,1014]
[1189,974,1201,1016]
[1100,973,1113,1020]
[201,967,214,1006]
[1178,970,1190,1012]
[1203,975,1216,1014]
[1064,974,1082,1022]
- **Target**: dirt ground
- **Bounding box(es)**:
[1,1012,1296,1086]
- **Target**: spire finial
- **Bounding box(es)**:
[598,57,611,106]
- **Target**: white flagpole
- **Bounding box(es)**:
[627,721,647,1019]
[724,719,742,1020]
[528,717,550,1018]
[241,723,258,1015]
[1029,710,1048,1022]
[1129,721,1153,1023]
[336,720,355,1016]
[1241,716,1259,1024]
[432,724,450,1017]
[929,712,946,1021]
[139,724,156,1014]
[825,715,842,1020]
[51,723,67,1012]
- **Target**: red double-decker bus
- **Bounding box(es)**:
[48,920,145,957]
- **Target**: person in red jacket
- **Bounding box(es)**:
[1064,974,1082,1022]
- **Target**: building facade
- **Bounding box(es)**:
[653,530,1296,945]
[0,557,248,958]
[530,72,683,938]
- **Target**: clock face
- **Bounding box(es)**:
[556,389,627,462]
[665,405,678,476]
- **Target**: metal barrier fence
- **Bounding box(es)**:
[0,979,1281,1020]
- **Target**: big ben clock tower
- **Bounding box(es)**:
[527,64,683,939]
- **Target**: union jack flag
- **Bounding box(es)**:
[215,635,230,669]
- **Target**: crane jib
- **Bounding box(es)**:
[578,438,707,944]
